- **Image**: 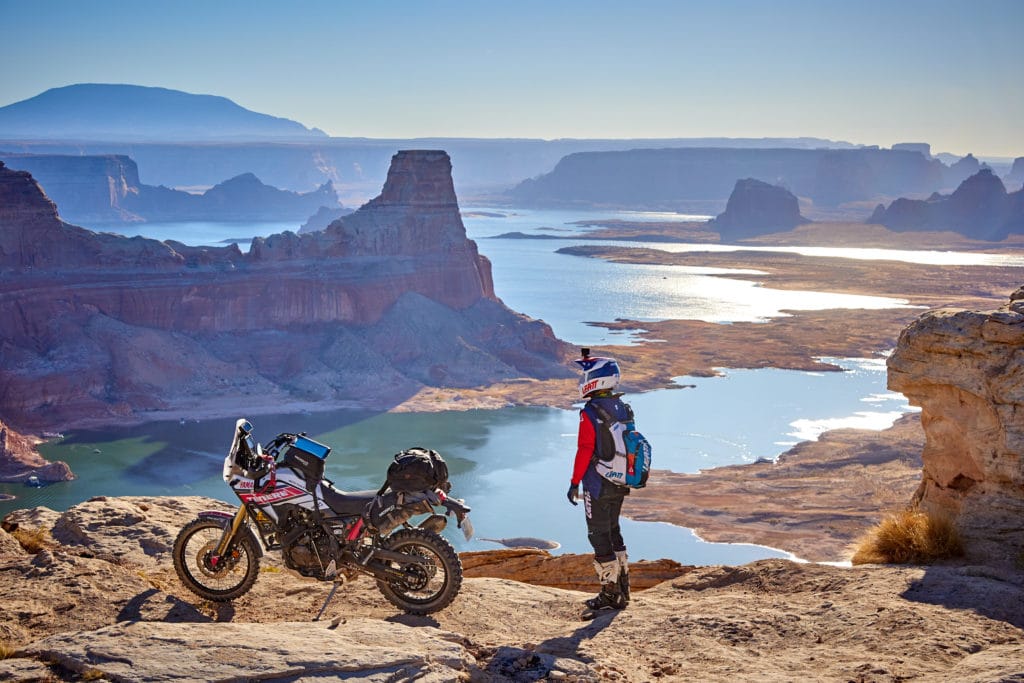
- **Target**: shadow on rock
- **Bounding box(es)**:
[117,588,219,624]
[901,564,1024,629]
[385,614,440,629]
[474,610,622,680]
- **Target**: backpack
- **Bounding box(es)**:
[385,447,451,493]
[589,401,652,489]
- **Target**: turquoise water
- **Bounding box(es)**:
[1,358,908,564]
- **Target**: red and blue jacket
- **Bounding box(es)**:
[571,393,631,496]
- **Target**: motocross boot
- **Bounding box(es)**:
[615,549,630,604]
[584,559,626,611]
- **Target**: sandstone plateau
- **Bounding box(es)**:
[1,496,1022,681]
[0,154,572,432]
[888,287,1024,565]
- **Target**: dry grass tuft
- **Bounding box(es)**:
[852,507,963,565]
[0,640,17,659]
[11,526,51,554]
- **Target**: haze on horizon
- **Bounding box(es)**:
[2,0,1022,159]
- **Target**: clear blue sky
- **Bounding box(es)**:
[2,0,1022,157]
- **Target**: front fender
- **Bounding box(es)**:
[196,509,264,558]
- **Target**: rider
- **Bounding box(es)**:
[566,348,631,611]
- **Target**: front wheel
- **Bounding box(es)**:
[375,527,463,615]
[172,517,259,602]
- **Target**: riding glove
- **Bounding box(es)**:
[567,483,579,506]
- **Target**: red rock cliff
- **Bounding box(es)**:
[0,153,571,430]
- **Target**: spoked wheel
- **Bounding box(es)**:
[375,527,463,615]
[172,518,259,601]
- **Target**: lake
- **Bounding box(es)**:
[7,206,1005,564]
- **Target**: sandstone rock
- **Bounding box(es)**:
[888,287,1024,564]
[0,152,573,430]
[0,153,340,224]
[0,420,73,483]
[1005,156,1024,189]
[297,204,352,233]
[946,152,982,187]
[712,177,807,239]
[1,495,1022,681]
[869,169,1022,240]
[26,620,474,682]
[462,548,692,591]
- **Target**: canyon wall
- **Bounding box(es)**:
[888,288,1024,562]
[0,152,572,431]
[509,147,947,210]
[0,154,339,225]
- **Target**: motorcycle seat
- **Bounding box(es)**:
[319,482,378,516]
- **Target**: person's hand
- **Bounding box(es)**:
[567,483,579,506]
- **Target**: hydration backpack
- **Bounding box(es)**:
[589,402,652,489]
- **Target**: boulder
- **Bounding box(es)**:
[888,287,1024,564]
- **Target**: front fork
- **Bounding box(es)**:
[211,505,249,566]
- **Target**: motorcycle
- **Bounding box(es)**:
[172,418,473,617]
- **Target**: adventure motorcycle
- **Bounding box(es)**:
[172,418,473,616]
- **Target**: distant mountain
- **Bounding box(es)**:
[0,84,327,142]
[867,169,1024,240]
[0,153,339,224]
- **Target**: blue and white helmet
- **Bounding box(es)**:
[574,353,620,399]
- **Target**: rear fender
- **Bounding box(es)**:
[196,509,264,558]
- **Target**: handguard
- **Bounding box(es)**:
[440,495,474,541]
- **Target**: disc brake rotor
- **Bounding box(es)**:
[195,539,237,578]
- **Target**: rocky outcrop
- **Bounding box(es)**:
[297,204,353,233]
[888,288,1024,563]
[945,152,982,187]
[0,152,572,430]
[2,495,1022,681]
[868,169,1023,240]
[0,154,340,224]
[0,420,73,484]
[1006,156,1024,189]
[509,147,947,210]
[711,178,807,239]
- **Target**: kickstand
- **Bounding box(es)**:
[313,581,342,622]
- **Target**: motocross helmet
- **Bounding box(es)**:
[574,349,620,399]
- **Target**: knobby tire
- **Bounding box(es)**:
[172,517,260,602]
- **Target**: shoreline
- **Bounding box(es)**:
[7,223,1021,563]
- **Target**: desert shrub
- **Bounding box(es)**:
[0,640,16,659]
[852,507,963,565]
[11,526,50,554]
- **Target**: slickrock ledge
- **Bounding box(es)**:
[2,496,1023,681]
[888,286,1024,565]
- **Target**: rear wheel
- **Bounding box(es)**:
[172,517,259,601]
[375,527,462,615]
